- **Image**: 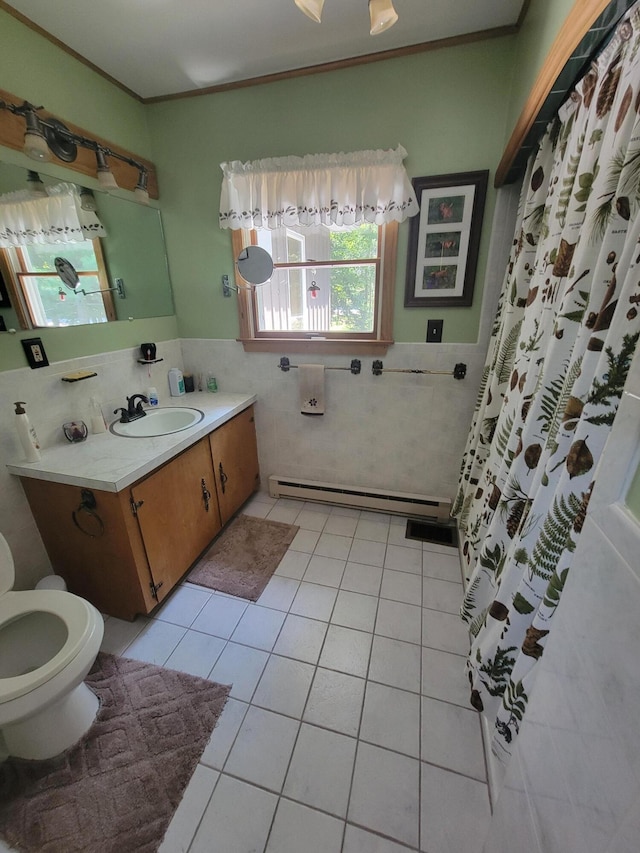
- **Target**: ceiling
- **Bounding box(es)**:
[2,0,527,101]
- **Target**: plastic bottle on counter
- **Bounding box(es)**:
[147,386,159,406]
[14,401,41,462]
[168,368,185,396]
[89,396,107,433]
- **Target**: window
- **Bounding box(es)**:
[0,239,114,328]
[233,220,398,353]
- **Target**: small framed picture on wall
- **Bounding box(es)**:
[404,170,488,308]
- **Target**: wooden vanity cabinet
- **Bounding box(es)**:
[210,405,260,525]
[19,405,259,620]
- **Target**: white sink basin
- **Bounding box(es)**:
[110,407,204,437]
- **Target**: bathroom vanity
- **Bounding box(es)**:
[7,393,259,620]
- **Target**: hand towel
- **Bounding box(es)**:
[299,364,325,415]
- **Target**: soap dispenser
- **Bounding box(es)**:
[14,401,41,462]
[168,368,185,396]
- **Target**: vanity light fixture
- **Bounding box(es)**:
[294,0,398,34]
[0,98,151,203]
[26,170,47,198]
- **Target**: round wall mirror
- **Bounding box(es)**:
[236,246,273,284]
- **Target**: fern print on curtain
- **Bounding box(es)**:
[453,5,640,764]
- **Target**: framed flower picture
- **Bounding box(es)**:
[404,170,488,307]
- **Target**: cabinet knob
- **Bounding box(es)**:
[201,478,212,512]
[219,462,229,494]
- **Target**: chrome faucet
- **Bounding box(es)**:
[114,393,149,423]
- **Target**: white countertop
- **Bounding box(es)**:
[6,392,257,493]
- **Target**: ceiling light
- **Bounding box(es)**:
[295,0,324,23]
[294,0,398,34]
[369,0,398,35]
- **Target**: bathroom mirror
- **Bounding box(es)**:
[236,246,273,284]
[0,160,175,328]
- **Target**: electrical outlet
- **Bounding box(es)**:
[426,319,443,343]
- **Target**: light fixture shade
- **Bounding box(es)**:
[369,0,398,35]
[295,0,324,23]
[23,130,51,162]
[134,169,150,205]
[95,149,118,190]
[26,170,47,197]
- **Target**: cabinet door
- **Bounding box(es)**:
[210,405,260,525]
[131,438,221,601]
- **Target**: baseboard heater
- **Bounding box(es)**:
[268,475,451,522]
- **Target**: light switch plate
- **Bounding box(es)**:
[426,319,443,343]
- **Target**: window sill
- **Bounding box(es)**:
[238,338,393,355]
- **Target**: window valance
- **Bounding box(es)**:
[219,145,418,230]
[0,182,105,248]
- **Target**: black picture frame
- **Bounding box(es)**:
[404,170,488,308]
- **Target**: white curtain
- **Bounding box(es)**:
[453,4,640,764]
[0,182,105,247]
[219,145,418,230]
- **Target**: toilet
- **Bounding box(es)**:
[0,533,104,760]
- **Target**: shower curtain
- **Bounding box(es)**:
[454,4,640,763]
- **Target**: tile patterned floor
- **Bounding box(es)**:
[1,495,493,853]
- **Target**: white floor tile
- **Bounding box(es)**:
[303,667,366,736]
[360,681,420,757]
[341,561,384,596]
[369,635,422,693]
[266,799,344,853]
[331,589,378,632]
[387,524,422,550]
[267,505,301,524]
[355,518,390,543]
[314,532,353,560]
[154,585,211,627]
[290,581,338,621]
[252,654,315,717]
[422,577,463,614]
[422,609,470,655]
[324,514,359,537]
[348,539,387,567]
[421,695,486,781]
[165,629,226,677]
[375,599,422,645]
[421,647,470,707]
[190,774,278,853]
[330,505,361,518]
[283,723,357,818]
[256,575,300,611]
[275,549,312,579]
[159,764,218,853]
[303,554,346,587]
[295,508,330,531]
[200,697,249,770]
[230,604,287,651]
[384,544,423,574]
[100,615,147,656]
[123,619,185,666]
[241,499,271,518]
[319,624,373,678]
[420,763,491,853]
[423,550,464,583]
[349,742,420,848]
[343,824,415,853]
[290,528,321,553]
[380,569,422,606]
[273,613,328,664]
[225,705,300,792]
[208,641,269,701]
[191,595,248,639]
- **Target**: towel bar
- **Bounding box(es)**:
[278,357,361,374]
[372,360,466,379]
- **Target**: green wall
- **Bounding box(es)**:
[0,6,178,370]
[147,39,516,345]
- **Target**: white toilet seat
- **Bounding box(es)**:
[0,589,97,702]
